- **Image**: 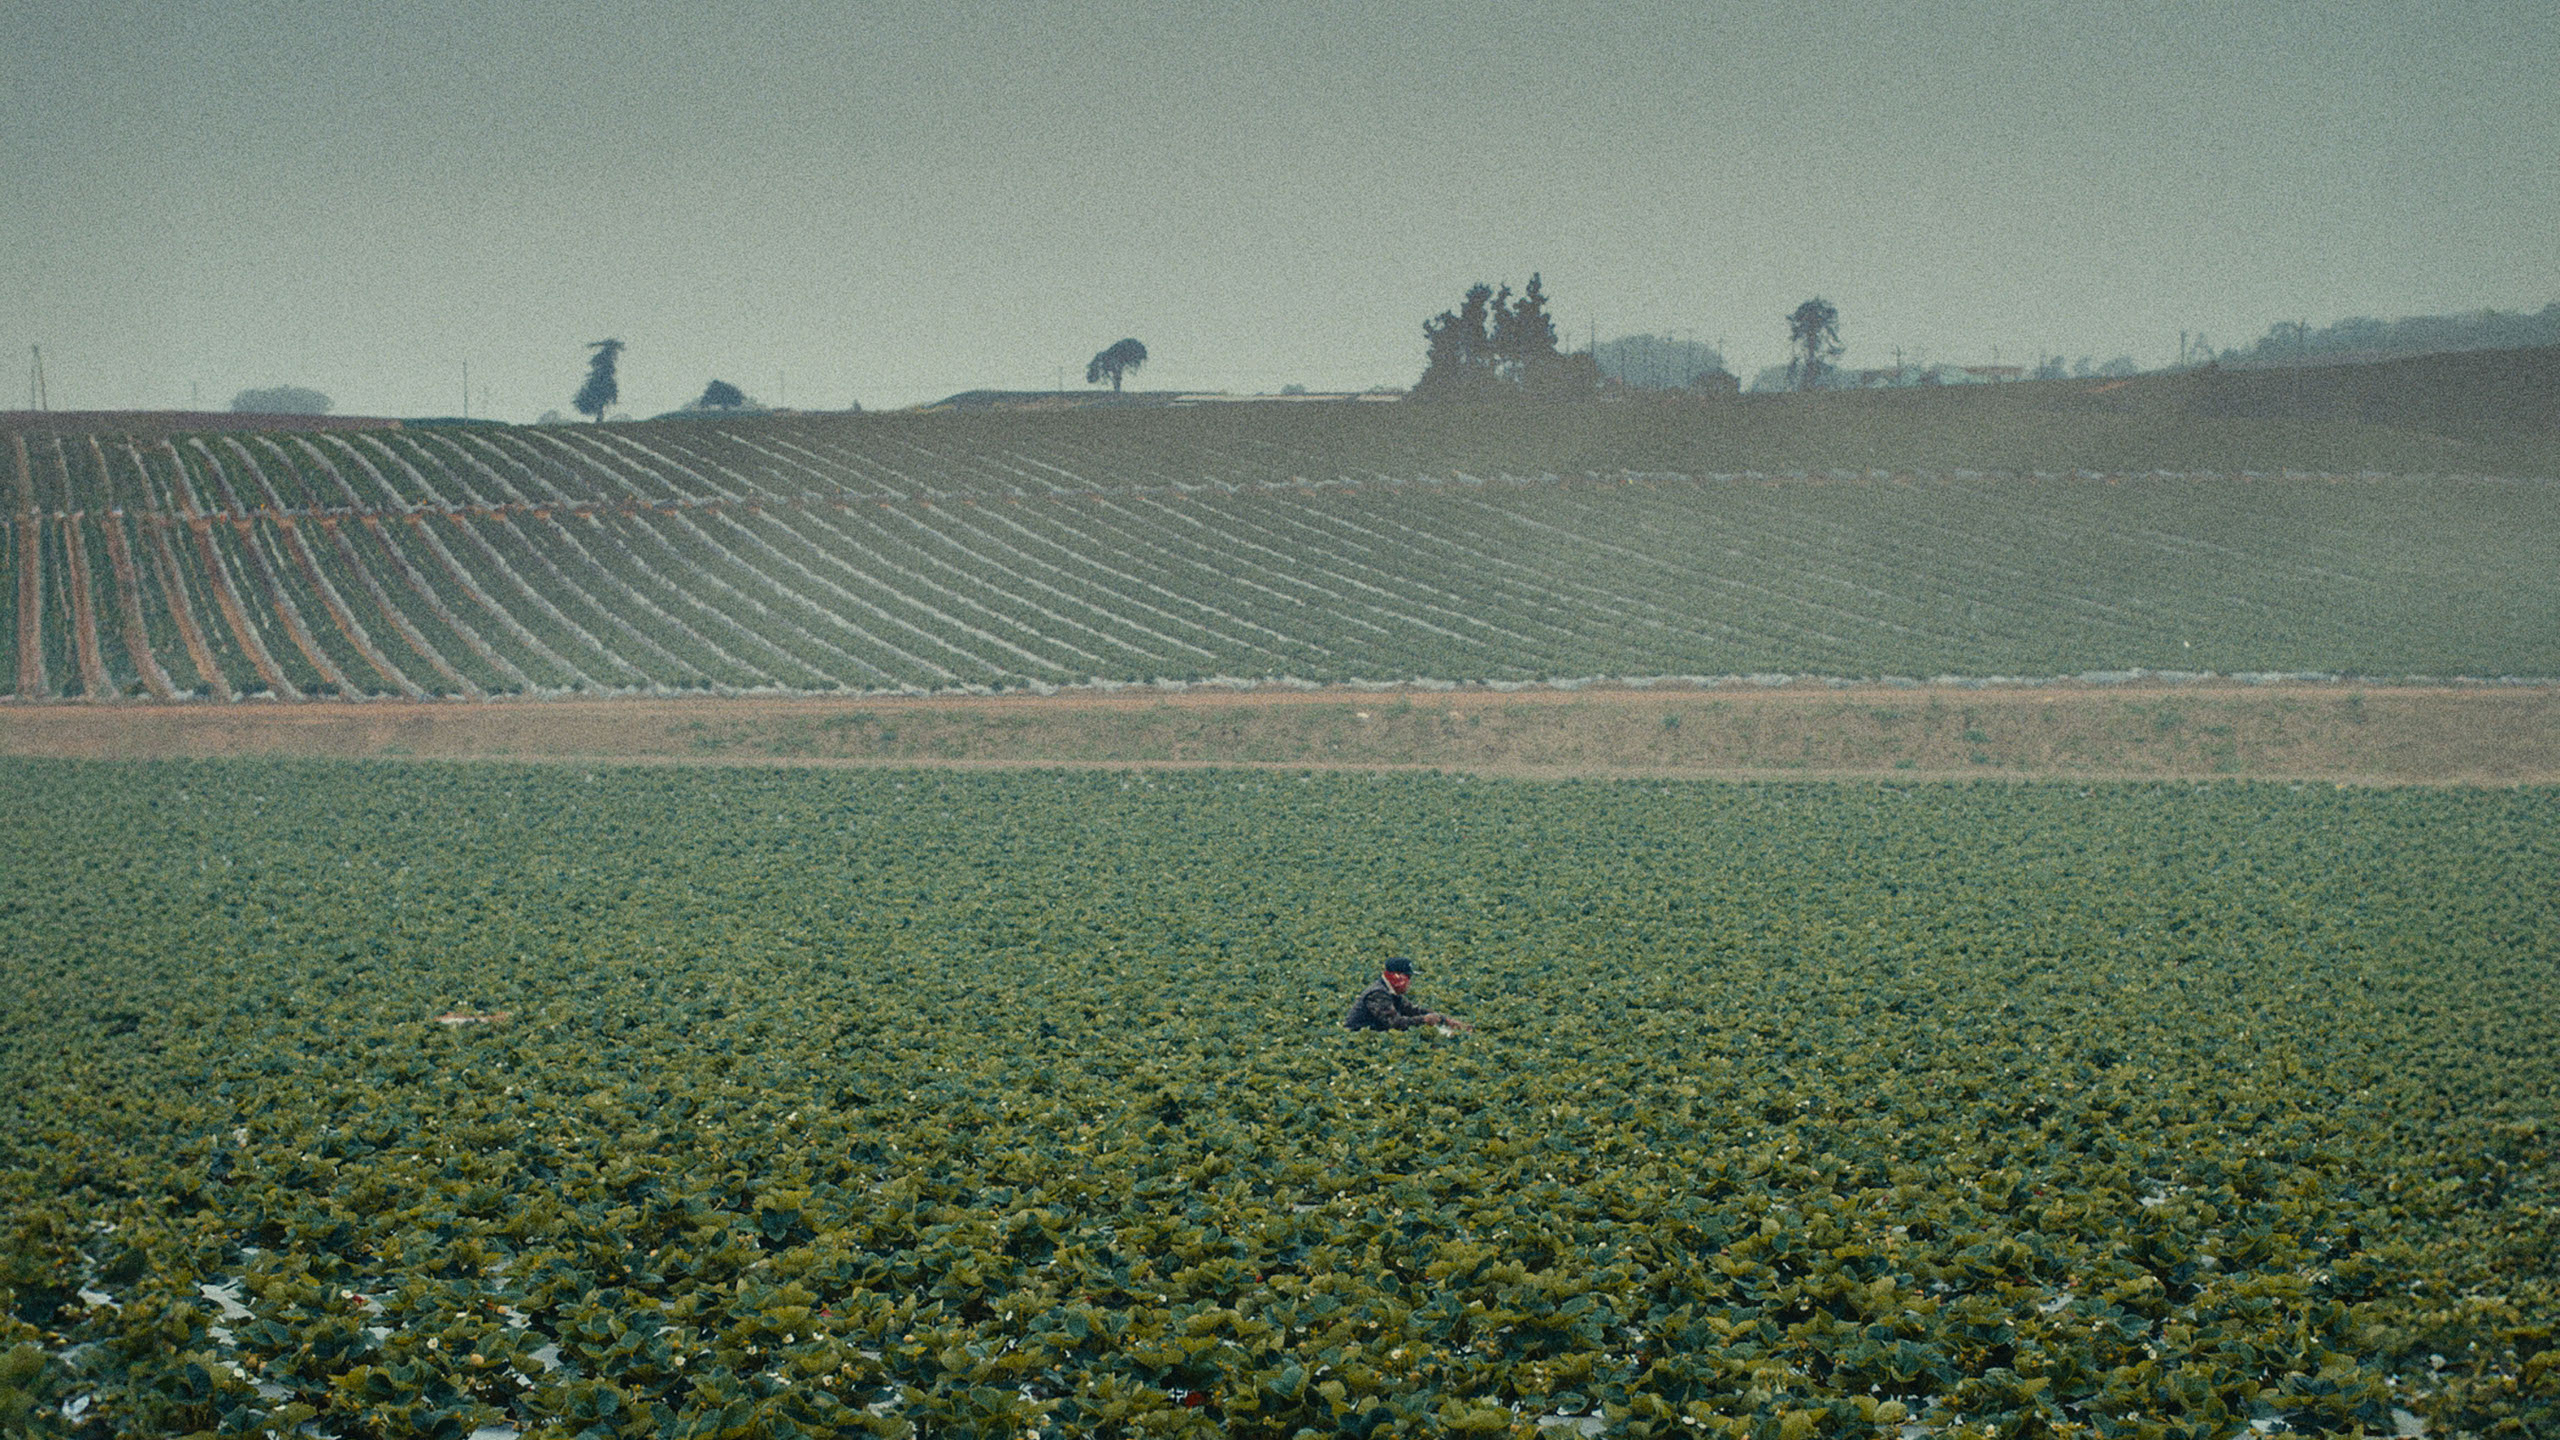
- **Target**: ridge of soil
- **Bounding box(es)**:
[4,683,2551,784]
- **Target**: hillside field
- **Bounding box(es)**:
[7,358,2558,704]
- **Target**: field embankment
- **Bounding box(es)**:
[6,682,2550,782]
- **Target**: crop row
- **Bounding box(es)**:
[8,421,2558,699]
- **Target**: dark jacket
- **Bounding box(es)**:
[1344,979,1433,1031]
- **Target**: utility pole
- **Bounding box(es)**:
[29,345,47,412]
[462,360,470,420]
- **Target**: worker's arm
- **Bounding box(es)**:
[1360,989,1436,1030]
[1399,993,1469,1032]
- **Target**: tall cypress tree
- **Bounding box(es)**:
[1413,284,1502,400]
[575,339,625,422]
[1492,273,1562,387]
[1786,301,1841,392]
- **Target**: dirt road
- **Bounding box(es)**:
[5,681,2552,783]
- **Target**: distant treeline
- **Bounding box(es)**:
[2224,302,2559,367]
[1592,334,1729,390]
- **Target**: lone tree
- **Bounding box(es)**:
[1786,299,1841,392]
[1086,338,1148,392]
[574,339,625,422]
[697,379,746,410]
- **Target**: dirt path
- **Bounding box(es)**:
[5,682,2553,783]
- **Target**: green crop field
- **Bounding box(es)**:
[8,403,2558,702]
[3,761,2552,1438]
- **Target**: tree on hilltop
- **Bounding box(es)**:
[574,339,625,423]
[1087,338,1149,393]
[1414,284,1502,400]
[1414,275,1591,401]
[1786,299,1841,392]
[1494,273,1581,397]
[697,379,746,410]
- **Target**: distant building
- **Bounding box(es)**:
[1843,363,2023,389]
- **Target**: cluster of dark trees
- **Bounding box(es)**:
[1415,279,1849,399]
[1411,276,1600,401]
[230,385,332,415]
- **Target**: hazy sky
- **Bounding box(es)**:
[6,0,2553,417]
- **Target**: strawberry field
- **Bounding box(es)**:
[11,412,2559,702]
[2,760,2552,1438]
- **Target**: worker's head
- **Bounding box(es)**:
[1382,956,1414,994]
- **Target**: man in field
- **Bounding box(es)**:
[1343,957,1469,1033]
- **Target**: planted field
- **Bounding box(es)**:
[3,761,2553,1437]
[8,412,2558,702]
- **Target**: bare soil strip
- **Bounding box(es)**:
[3,683,2552,783]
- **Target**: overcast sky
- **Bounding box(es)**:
[6,0,2553,417]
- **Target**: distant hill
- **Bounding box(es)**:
[2031,345,2560,445]
[7,398,2555,702]
[0,410,400,437]
[2174,345,2559,439]
[925,389,1198,410]
[2221,302,2559,368]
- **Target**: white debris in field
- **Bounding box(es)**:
[198,1279,254,1320]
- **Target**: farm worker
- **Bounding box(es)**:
[1343,957,1469,1033]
